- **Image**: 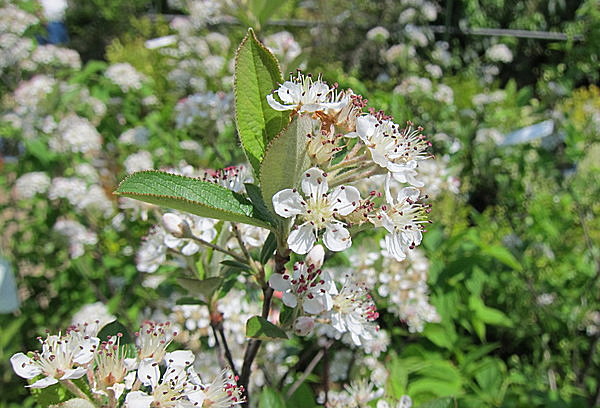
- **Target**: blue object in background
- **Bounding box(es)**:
[37,21,69,45]
[500,120,555,146]
[0,257,19,313]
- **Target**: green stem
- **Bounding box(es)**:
[61,379,94,404]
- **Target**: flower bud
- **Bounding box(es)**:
[294,316,315,336]
[306,245,324,269]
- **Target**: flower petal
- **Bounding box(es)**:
[60,367,87,380]
[287,223,316,255]
[27,376,59,388]
[181,240,200,256]
[282,292,298,308]
[125,391,154,408]
[323,223,352,252]
[272,189,305,218]
[305,244,325,268]
[329,185,361,216]
[267,94,292,111]
[137,358,160,388]
[355,115,377,142]
[301,168,328,199]
[269,273,291,292]
[165,350,195,367]
[303,297,325,314]
[385,233,407,262]
[10,353,41,379]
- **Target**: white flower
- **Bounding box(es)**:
[13,172,50,199]
[264,31,302,65]
[351,114,431,187]
[50,114,102,154]
[125,359,201,408]
[188,369,245,408]
[10,331,99,388]
[272,167,360,254]
[269,245,334,314]
[326,277,379,346]
[486,43,513,63]
[202,165,252,193]
[135,321,178,363]
[366,26,390,42]
[105,63,146,92]
[294,316,316,336]
[136,227,167,273]
[92,334,131,398]
[267,73,347,113]
[370,181,429,262]
[53,219,98,259]
[71,302,116,336]
[162,212,217,256]
[124,151,154,174]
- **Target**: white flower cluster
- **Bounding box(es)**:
[105,63,147,92]
[377,248,440,333]
[10,321,245,407]
[264,31,302,70]
[49,114,103,154]
[267,72,433,261]
[29,44,82,70]
[486,43,513,63]
[13,172,51,200]
[174,91,233,133]
[48,176,114,217]
[53,219,98,259]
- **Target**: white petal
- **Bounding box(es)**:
[397,187,421,203]
[10,353,41,379]
[282,292,298,308]
[355,115,376,141]
[272,189,305,218]
[164,234,181,249]
[137,358,159,388]
[181,241,200,256]
[125,391,154,408]
[269,273,291,292]
[323,223,351,252]
[186,389,206,406]
[163,213,184,236]
[28,376,59,388]
[301,168,328,199]
[303,297,325,314]
[287,223,316,255]
[328,185,361,216]
[305,244,325,268]
[277,81,300,104]
[267,94,292,111]
[385,233,406,262]
[165,350,194,367]
[60,367,87,380]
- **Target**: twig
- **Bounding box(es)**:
[219,325,240,378]
[61,379,93,403]
[286,340,333,398]
[189,233,247,264]
[239,250,289,407]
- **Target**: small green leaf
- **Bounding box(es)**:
[175,297,207,306]
[259,387,286,408]
[177,277,223,302]
[234,28,288,175]
[260,115,313,214]
[245,183,276,226]
[259,232,277,264]
[221,259,252,272]
[417,397,457,408]
[97,321,133,344]
[246,315,288,340]
[481,245,522,271]
[115,171,271,229]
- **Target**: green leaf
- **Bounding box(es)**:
[115,171,272,229]
[259,387,286,408]
[31,383,69,407]
[221,259,252,272]
[234,28,288,175]
[260,115,313,214]
[175,297,207,306]
[246,315,288,340]
[468,296,513,328]
[177,277,223,302]
[245,183,276,226]
[97,321,133,344]
[417,397,457,408]
[259,232,277,264]
[480,245,522,271]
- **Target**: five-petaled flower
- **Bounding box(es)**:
[272,167,361,254]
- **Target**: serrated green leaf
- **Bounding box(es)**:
[260,115,313,214]
[115,171,271,229]
[177,277,223,302]
[246,315,288,340]
[234,28,288,175]
[97,321,133,344]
